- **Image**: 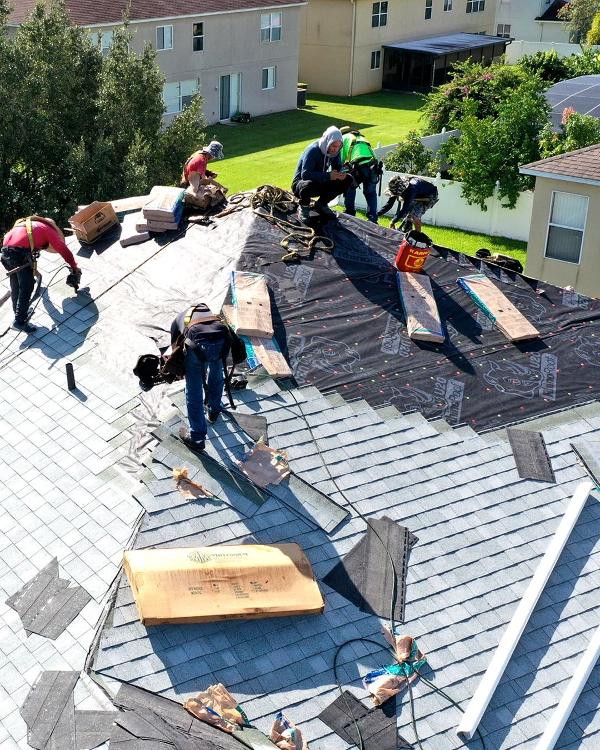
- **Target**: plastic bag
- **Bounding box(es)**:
[270,712,308,749]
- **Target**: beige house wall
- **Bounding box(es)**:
[300,0,495,95]
[86,6,303,124]
[526,176,600,298]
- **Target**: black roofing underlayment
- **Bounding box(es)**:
[235,214,600,431]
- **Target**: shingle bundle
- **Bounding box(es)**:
[143,186,185,233]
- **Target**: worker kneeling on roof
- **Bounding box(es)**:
[378,175,439,232]
[1,216,81,334]
[292,126,353,223]
[180,141,224,190]
[171,304,245,453]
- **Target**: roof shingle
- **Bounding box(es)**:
[520,143,600,183]
[8,0,304,26]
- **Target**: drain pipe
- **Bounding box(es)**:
[534,623,600,750]
[456,480,595,741]
[348,0,356,97]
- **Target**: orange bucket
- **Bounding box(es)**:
[394,231,433,272]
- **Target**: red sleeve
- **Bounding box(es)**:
[185,153,207,179]
[36,223,78,268]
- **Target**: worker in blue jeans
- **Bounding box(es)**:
[340,127,382,224]
[343,162,380,223]
[170,304,241,452]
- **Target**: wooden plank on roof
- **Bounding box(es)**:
[457,273,539,342]
[232,271,274,337]
[248,336,293,378]
[397,271,444,344]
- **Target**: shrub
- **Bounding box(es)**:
[420,61,528,134]
[383,131,437,176]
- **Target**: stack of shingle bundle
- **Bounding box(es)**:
[142,186,185,233]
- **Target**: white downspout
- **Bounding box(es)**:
[349,0,356,97]
[456,481,595,742]
[534,624,600,750]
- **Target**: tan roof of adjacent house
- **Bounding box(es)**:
[8,0,304,26]
[520,143,600,185]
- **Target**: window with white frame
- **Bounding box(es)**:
[425,0,432,19]
[90,29,114,54]
[262,66,276,89]
[261,13,281,42]
[545,191,588,264]
[163,79,197,114]
[466,0,485,12]
[371,2,388,27]
[496,23,511,38]
[371,50,381,69]
[444,0,453,10]
[156,25,173,50]
[193,22,204,52]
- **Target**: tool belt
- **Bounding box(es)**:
[1,246,35,273]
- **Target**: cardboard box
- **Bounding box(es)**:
[123,543,324,625]
[69,201,119,244]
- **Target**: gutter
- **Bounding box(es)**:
[519,168,600,188]
[348,0,356,97]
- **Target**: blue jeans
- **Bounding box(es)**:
[343,165,379,223]
[184,348,225,441]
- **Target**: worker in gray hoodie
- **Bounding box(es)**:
[292,126,353,222]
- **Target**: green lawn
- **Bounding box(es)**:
[361,211,528,263]
[212,91,423,193]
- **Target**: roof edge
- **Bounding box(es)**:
[519,167,600,186]
[8,0,306,27]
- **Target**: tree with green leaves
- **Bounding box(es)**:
[587,10,600,43]
[539,110,600,157]
[558,0,600,43]
[420,61,528,135]
[0,0,206,229]
[383,131,437,176]
[440,79,550,210]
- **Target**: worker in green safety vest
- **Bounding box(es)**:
[340,127,383,223]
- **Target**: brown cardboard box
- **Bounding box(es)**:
[123,543,324,625]
[69,202,119,244]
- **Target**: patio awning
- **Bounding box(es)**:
[383,32,510,57]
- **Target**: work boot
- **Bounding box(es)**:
[297,204,311,223]
[12,319,37,334]
[207,408,221,424]
[313,201,337,219]
[178,426,205,453]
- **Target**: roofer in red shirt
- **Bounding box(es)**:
[180,141,224,189]
[1,216,81,333]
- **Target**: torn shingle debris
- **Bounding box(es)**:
[323,517,417,623]
[6,557,91,639]
[20,671,114,750]
[507,428,556,483]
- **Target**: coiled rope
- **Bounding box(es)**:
[226,185,335,261]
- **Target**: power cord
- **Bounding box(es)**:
[244,380,490,750]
